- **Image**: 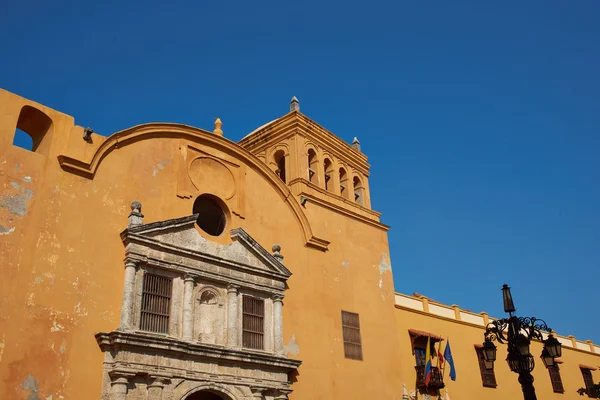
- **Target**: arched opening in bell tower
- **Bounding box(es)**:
[324,158,334,192]
[273,150,286,183]
[339,167,350,199]
[353,176,364,205]
[307,148,318,184]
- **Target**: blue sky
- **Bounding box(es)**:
[2,1,599,342]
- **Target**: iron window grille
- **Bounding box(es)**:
[242,296,265,350]
[140,273,172,334]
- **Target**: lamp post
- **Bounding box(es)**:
[482,284,562,400]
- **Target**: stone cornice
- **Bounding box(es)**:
[96,330,302,370]
[123,239,288,287]
[121,217,291,278]
[230,227,292,276]
[290,180,389,232]
[238,112,370,175]
[290,178,382,218]
[126,247,286,294]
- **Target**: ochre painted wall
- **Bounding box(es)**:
[0,89,402,399]
[395,293,600,399]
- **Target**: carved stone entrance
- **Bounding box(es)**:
[96,213,300,400]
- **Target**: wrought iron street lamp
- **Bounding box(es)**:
[482,284,562,400]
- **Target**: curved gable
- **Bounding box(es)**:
[57,122,329,251]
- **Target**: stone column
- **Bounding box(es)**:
[110,375,131,400]
[227,284,239,347]
[119,260,137,330]
[182,274,195,341]
[147,377,168,400]
[273,294,284,355]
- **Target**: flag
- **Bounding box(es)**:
[444,339,456,381]
[424,336,432,386]
[438,341,445,369]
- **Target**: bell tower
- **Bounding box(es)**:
[238,97,373,211]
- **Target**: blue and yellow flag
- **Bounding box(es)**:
[444,339,457,381]
[424,336,432,386]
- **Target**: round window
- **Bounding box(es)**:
[193,195,227,236]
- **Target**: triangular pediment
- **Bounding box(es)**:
[120,215,291,277]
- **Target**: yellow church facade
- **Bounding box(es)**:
[0,88,598,399]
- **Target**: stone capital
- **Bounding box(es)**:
[184,273,195,283]
[272,294,284,303]
[227,284,239,293]
[109,370,136,383]
[250,386,269,394]
[147,375,171,388]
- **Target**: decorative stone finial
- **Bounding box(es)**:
[352,137,361,152]
[214,118,223,136]
[290,96,300,112]
[83,127,94,141]
[272,244,284,264]
[128,201,144,227]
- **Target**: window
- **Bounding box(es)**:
[12,105,53,154]
[274,150,286,183]
[193,194,227,236]
[476,348,497,388]
[140,273,172,334]
[548,365,564,393]
[582,367,595,390]
[242,296,264,350]
[341,311,363,360]
[410,332,444,389]
[307,149,318,184]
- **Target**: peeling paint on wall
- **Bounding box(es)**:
[0,187,34,217]
[50,320,65,332]
[10,182,20,189]
[0,334,4,363]
[341,260,349,268]
[152,159,172,177]
[0,225,15,235]
[73,301,88,317]
[22,175,32,182]
[21,374,39,399]
[378,253,391,275]
[378,253,392,294]
[284,334,300,356]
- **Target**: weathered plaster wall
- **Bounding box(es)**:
[0,89,402,399]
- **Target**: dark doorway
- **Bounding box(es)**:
[186,390,225,400]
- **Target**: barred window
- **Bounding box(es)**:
[476,348,497,388]
[140,273,172,334]
[582,367,595,389]
[342,311,363,360]
[548,365,564,393]
[242,296,264,350]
